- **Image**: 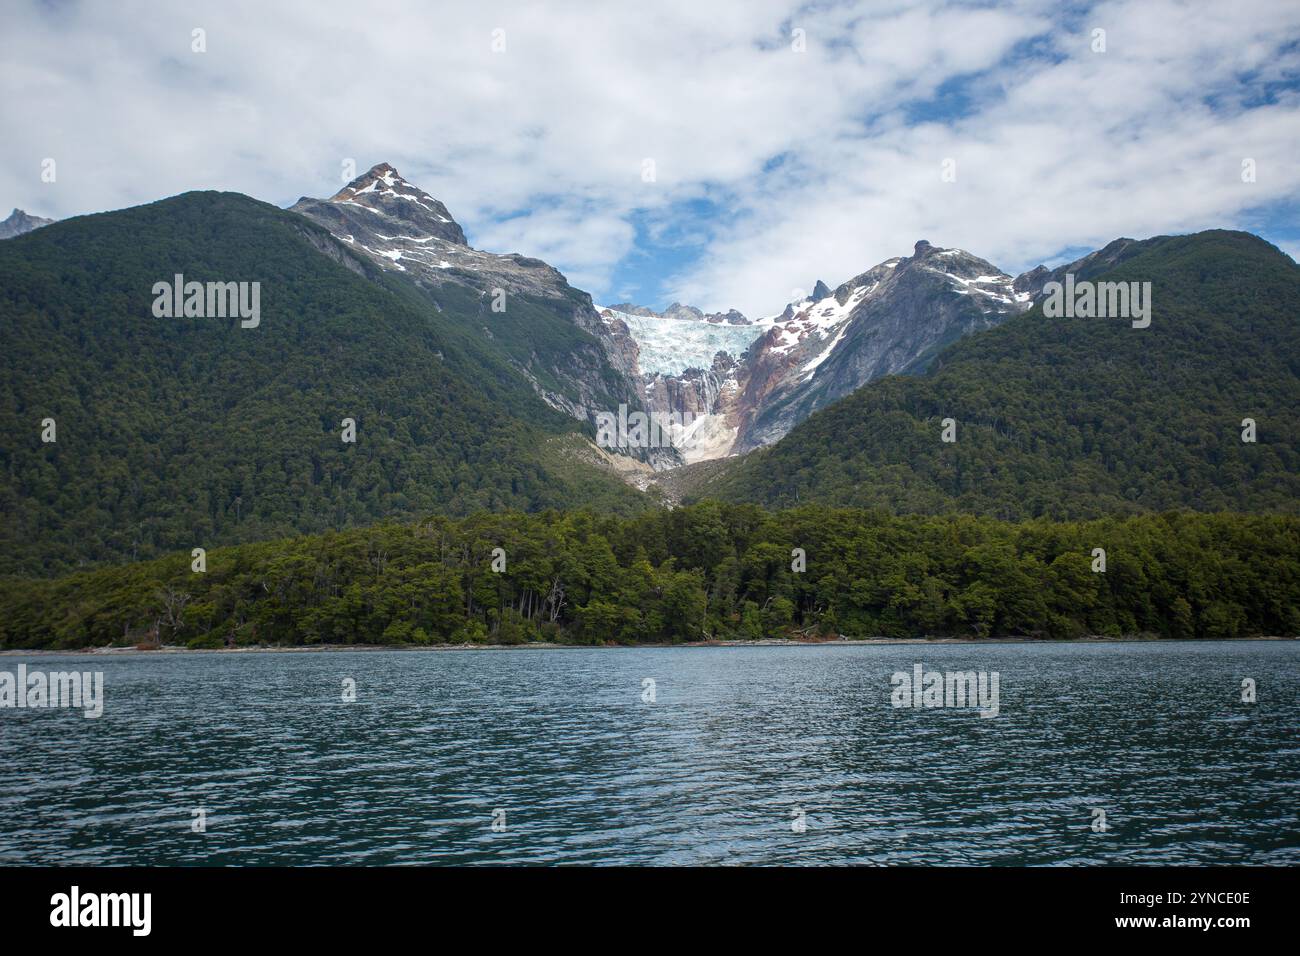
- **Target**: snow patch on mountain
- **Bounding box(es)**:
[764,282,874,358]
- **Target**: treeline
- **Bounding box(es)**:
[1,503,1296,649]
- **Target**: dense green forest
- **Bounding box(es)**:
[0,193,646,576]
[706,231,1300,517]
[3,208,1296,647]
[2,504,1295,649]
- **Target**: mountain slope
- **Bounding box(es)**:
[702,230,1300,518]
[0,191,646,575]
[290,163,645,425]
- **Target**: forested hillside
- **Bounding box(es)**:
[703,231,1300,517]
[0,192,645,576]
[2,504,1295,648]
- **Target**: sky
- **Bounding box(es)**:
[2,0,1299,316]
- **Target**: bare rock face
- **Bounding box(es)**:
[0,208,54,240]
[639,351,745,465]
[641,352,736,423]
[643,366,719,421]
[594,310,642,386]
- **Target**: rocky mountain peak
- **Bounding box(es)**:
[291,162,577,298]
[898,241,1017,290]
[661,302,705,322]
[330,162,408,200]
[811,279,833,301]
[1013,264,1050,296]
[607,301,751,327]
[317,162,467,246]
[0,207,55,240]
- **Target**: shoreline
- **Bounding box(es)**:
[1,635,1294,656]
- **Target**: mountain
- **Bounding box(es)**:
[734,240,1032,451]
[0,208,53,239]
[607,240,1035,467]
[284,178,1061,475]
[0,191,647,575]
[701,230,1300,518]
[290,163,646,428]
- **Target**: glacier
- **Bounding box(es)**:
[599,307,768,376]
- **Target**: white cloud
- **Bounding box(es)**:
[1,0,1297,314]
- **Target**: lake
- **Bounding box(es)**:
[1,641,1296,865]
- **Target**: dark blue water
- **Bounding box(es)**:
[1,641,1296,865]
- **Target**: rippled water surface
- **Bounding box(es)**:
[1,642,1297,865]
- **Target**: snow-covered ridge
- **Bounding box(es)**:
[920,262,1029,307]
[764,282,874,359]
